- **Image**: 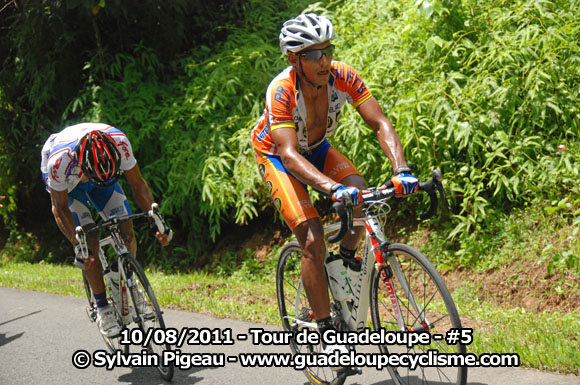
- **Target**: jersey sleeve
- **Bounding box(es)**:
[104,128,137,171]
[331,62,372,108]
[46,150,75,191]
[265,74,297,131]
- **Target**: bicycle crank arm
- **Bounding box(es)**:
[330,366,362,385]
[85,306,97,322]
[284,316,318,331]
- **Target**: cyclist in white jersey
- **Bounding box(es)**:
[41,123,171,337]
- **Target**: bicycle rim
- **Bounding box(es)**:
[276,241,339,385]
[123,254,174,381]
[370,243,467,385]
[83,271,126,354]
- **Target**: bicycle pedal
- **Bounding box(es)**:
[86,306,97,322]
[337,366,362,377]
[141,313,156,321]
[330,367,361,385]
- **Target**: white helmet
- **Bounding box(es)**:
[279,13,335,55]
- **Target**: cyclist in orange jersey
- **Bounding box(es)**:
[251,13,419,357]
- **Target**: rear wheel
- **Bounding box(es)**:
[370,243,467,385]
[122,254,174,381]
[276,241,341,385]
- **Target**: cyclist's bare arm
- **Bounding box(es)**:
[50,188,100,273]
[356,96,408,172]
[50,188,83,246]
[124,164,170,246]
[271,126,336,194]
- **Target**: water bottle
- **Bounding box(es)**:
[325,253,351,301]
[104,263,121,313]
[109,262,120,289]
[103,269,115,300]
[346,266,361,298]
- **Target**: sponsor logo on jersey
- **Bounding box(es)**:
[117,140,131,160]
[51,158,62,182]
[331,90,338,102]
[109,206,125,217]
[256,125,270,142]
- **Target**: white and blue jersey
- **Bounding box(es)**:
[40,123,137,226]
[41,123,136,192]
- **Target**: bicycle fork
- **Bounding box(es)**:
[369,229,433,332]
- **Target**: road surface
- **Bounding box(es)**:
[1,287,578,385]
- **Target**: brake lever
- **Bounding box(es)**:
[343,193,354,236]
[149,203,174,242]
[437,183,451,211]
[431,169,451,211]
[75,226,89,259]
[328,192,355,243]
[343,195,354,235]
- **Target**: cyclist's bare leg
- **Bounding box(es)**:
[294,217,331,320]
[83,224,106,294]
[120,219,137,256]
[339,174,367,250]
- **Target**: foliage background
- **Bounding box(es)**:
[0,0,578,272]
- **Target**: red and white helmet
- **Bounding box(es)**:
[75,130,121,186]
[279,13,335,54]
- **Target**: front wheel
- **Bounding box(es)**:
[370,243,467,385]
[82,271,126,354]
[122,254,174,381]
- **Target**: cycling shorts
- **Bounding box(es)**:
[255,139,359,230]
[68,182,131,227]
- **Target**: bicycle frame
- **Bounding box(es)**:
[323,209,432,334]
[97,226,133,324]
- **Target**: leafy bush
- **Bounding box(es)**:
[1,0,578,270]
[327,0,580,238]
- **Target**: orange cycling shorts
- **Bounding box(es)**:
[255,139,360,231]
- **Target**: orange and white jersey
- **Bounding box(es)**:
[251,61,372,155]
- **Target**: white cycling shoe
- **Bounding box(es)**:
[96,305,121,338]
[322,344,350,371]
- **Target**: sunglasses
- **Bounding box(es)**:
[296,44,335,61]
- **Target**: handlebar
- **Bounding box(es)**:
[328,191,355,243]
[74,203,173,258]
[327,169,450,244]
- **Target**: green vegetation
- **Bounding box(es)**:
[1,198,579,374]
[1,0,578,269]
[454,285,580,374]
[2,204,579,374]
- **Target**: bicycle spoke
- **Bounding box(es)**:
[123,254,174,381]
[276,241,338,385]
[371,244,467,385]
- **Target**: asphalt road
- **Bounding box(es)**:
[1,287,578,385]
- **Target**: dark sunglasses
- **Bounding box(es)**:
[296,44,335,61]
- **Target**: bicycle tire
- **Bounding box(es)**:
[122,253,174,381]
[276,241,342,385]
[82,271,127,354]
[370,243,467,385]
